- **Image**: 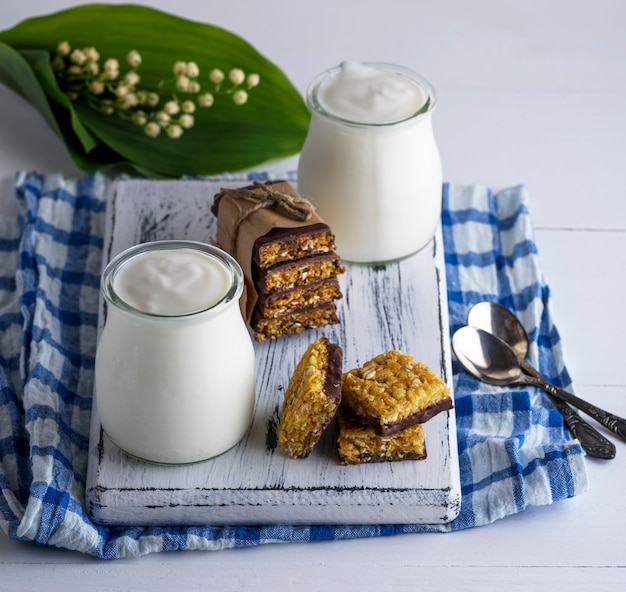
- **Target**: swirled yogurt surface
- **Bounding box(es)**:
[113,247,230,316]
[317,61,427,124]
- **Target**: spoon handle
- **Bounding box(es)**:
[545,393,616,459]
[518,360,616,458]
[525,371,626,443]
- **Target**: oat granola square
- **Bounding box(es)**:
[337,408,427,465]
[341,350,452,436]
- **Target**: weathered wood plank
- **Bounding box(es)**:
[86,178,461,526]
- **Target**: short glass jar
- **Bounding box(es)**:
[298,62,442,264]
[94,240,255,464]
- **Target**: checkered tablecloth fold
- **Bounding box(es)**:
[0,172,587,558]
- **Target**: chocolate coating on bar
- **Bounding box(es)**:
[324,341,343,405]
[371,397,454,436]
[254,222,330,251]
[253,223,335,268]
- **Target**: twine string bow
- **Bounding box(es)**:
[227,181,313,255]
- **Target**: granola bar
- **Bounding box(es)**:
[278,337,343,458]
[337,408,427,465]
[253,252,345,295]
[251,303,339,342]
[254,277,342,318]
[253,222,336,268]
[341,350,452,436]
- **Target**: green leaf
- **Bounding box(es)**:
[20,49,102,153]
[0,42,122,171]
[0,42,63,136]
[0,4,310,177]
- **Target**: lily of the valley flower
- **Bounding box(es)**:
[232,89,248,106]
[52,41,260,140]
[209,68,224,85]
[197,93,214,107]
[228,68,245,85]
[246,73,260,88]
[127,50,142,68]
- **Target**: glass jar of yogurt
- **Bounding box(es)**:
[298,61,442,264]
[94,240,255,464]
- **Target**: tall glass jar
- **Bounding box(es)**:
[94,240,255,464]
[298,62,442,264]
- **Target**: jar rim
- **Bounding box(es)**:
[306,62,437,128]
[101,240,244,320]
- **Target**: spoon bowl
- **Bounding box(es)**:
[467,301,530,360]
[452,326,525,386]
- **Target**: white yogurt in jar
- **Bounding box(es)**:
[112,247,231,316]
[316,61,427,124]
[95,241,255,464]
[298,62,442,263]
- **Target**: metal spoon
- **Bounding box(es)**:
[467,301,535,364]
[452,325,626,453]
[466,302,616,459]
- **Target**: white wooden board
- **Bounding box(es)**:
[85,177,461,526]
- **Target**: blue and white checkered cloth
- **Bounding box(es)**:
[0,172,588,558]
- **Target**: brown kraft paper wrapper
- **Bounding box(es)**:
[212,180,334,322]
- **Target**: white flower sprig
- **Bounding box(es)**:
[52,41,260,139]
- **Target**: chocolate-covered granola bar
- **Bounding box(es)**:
[251,302,339,342]
[341,350,452,436]
[278,337,343,458]
[254,277,342,318]
[253,223,336,269]
[254,252,345,295]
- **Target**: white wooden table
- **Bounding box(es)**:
[1,1,625,590]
